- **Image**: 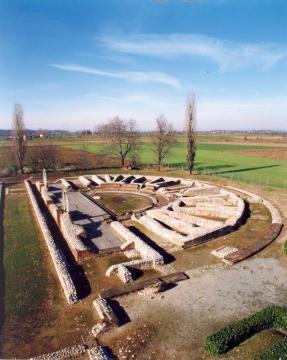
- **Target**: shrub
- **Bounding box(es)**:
[256,338,287,360]
[204,306,287,355]
[284,240,287,255]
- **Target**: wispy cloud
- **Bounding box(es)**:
[50,63,181,89]
[101,34,287,72]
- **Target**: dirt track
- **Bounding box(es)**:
[229,148,287,160]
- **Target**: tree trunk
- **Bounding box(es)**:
[121,157,125,168]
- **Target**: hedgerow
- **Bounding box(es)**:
[204,306,287,355]
[256,338,287,360]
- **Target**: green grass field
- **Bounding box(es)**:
[65,142,287,189]
[2,194,48,317]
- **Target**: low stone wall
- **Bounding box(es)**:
[146,209,196,235]
[137,214,187,247]
[61,178,72,190]
[92,175,105,185]
[88,346,113,360]
[93,298,119,325]
[131,176,147,184]
[121,175,135,183]
[148,179,181,190]
[60,213,89,254]
[182,185,220,196]
[160,209,223,228]
[79,175,92,187]
[224,223,283,264]
[30,345,87,359]
[37,184,92,259]
[175,205,233,220]
[25,180,78,304]
[105,174,113,182]
[225,185,283,224]
[106,221,164,282]
[111,221,163,264]
[112,174,124,182]
[0,183,4,243]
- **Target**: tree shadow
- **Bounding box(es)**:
[212,164,280,175]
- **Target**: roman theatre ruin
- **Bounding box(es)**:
[23,172,283,358]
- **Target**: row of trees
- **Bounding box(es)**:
[11,95,196,175]
[96,95,196,172]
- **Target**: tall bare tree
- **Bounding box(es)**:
[98,117,138,168]
[186,95,197,174]
[152,114,176,171]
[12,103,26,175]
[28,142,62,171]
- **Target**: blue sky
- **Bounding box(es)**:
[0,0,286,131]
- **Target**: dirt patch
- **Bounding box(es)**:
[106,257,287,360]
[96,193,153,216]
[228,148,287,160]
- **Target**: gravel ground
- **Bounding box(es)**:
[103,255,287,360]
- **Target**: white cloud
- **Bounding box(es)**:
[101,33,287,72]
[50,63,181,89]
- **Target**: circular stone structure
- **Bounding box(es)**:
[77,174,283,266]
[38,173,283,284]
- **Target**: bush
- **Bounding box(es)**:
[284,240,287,255]
[204,306,287,355]
[256,338,287,360]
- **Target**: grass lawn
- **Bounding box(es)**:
[2,194,49,317]
[0,192,95,357]
[0,193,54,356]
[65,142,287,188]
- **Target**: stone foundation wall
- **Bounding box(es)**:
[110,221,163,263]
[93,298,119,325]
[106,221,164,283]
[88,346,113,360]
[61,178,72,190]
[92,175,105,185]
[30,345,86,359]
[160,209,223,228]
[225,185,282,225]
[137,214,187,246]
[79,175,91,187]
[146,209,196,235]
[25,180,78,304]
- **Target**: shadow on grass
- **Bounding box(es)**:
[212,164,280,175]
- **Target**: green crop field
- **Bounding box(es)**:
[65,142,287,189]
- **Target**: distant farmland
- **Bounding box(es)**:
[64,142,287,189]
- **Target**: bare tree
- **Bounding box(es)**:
[12,103,26,175]
[28,142,61,171]
[152,114,176,171]
[98,117,138,168]
[79,144,92,170]
[186,95,197,174]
